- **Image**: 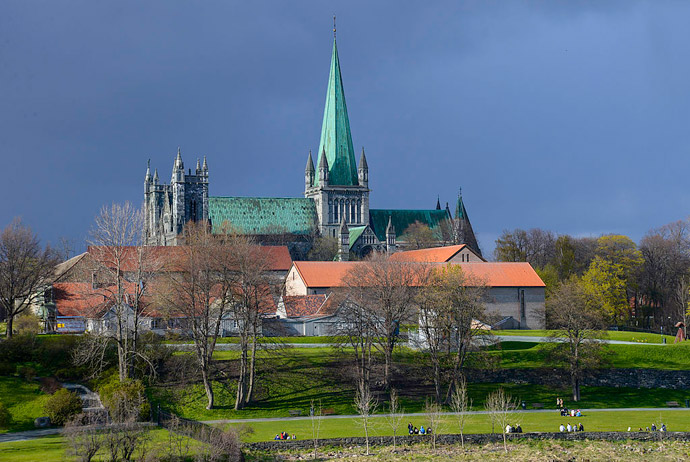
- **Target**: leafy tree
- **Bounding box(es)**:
[403,221,436,250]
[0,219,58,337]
[307,235,339,261]
[0,402,11,429]
[546,278,607,401]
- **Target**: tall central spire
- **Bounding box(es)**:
[314,36,358,186]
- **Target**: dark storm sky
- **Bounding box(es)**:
[2,1,690,257]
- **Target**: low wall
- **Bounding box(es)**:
[463,368,690,390]
[247,431,690,451]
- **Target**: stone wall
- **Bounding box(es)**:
[247,431,690,451]
[463,368,690,391]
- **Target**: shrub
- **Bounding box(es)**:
[99,378,150,422]
[0,401,12,429]
[14,313,43,335]
[44,388,83,426]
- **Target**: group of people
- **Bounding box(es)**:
[557,397,581,417]
[629,423,667,432]
[505,424,523,433]
[559,422,584,432]
[408,422,433,435]
[274,432,297,440]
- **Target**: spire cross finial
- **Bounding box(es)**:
[459,187,462,197]
[333,15,336,38]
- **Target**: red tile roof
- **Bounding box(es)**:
[292,261,545,288]
[390,245,467,263]
[283,295,327,317]
[86,245,292,272]
[53,282,137,318]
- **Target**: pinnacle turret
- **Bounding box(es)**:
[202,156,208,171]
[153,168,159,184]
[317,148,329,185]
[145,159,151,182]
[196,158,201,173]
[174,147,184,169]
[305,150,315,173]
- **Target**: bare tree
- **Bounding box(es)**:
[354,380,378,456]
[88,202,161,381]
[417,264,488,402]
[64,413,104,462]
[449,376,471,448]
[546,278,607,401]
[160,221,231,410]
[220,228,274,410]
[385,389,404,449]
[309,399,323,460]
[424,398,443,450]
[308,234,339,261]
[485,387,516,453]
[0,218,58,337]
[674,276,690,339]
[342,254,421,388]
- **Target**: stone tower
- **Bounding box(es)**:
[144,148,209,245]
[305,37,370,239]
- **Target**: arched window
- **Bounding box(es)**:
[345,200,350,223]
[334,199,339,222]
[340,200,345,223]
[351,201,356,223]
[328,199,333,223]
[356,200,361,223]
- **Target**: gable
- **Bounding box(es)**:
[209,197,318,236]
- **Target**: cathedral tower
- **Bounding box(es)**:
[305,35,370,239]
[144,148,209,245]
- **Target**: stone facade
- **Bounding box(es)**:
[144,150,209,245]
[487,287,544,330]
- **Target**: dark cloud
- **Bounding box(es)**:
[1,1,689,255]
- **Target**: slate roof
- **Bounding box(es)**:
[209,197,318,236]
[390,245,468,263]
[314,39,359,187]
[369,209,450,241]
[291,261,545,289]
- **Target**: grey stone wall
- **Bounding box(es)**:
[464,368,690,390]
[247,431,690,451]
[487,287,544,330]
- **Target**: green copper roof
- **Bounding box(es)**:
[209,197,318,235]
[348,226,367,250]
[314,39,358,187]
[369,209,450,242]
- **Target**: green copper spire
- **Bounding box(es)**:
[314,38,359,186]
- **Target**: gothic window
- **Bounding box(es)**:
[345,200,350,223]
[191,200,197,222]
[356,200,361,223]
[334,199,339,222]
[328,199,333,223]
[340,200,345,223]
[350,201,356,223]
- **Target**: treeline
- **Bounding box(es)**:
[494,220,690,330]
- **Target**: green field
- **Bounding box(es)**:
[227,409,690,442]
[0,376,51,432]
[494,341,690,370]
[0,428,200,462]
[498,330,675,344]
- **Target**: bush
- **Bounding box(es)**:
[0,401,12,429]
[44,388,83,426]
[99,378,150,422]
[14,313,42,335]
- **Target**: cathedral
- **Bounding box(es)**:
[144,33,480,260]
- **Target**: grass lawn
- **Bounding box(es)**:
[494,341,690,370]
[498,330,675,344]
[0,428,201,462]
[165,336,345,345]
[228,409,690,442]
[0,376,51,432]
